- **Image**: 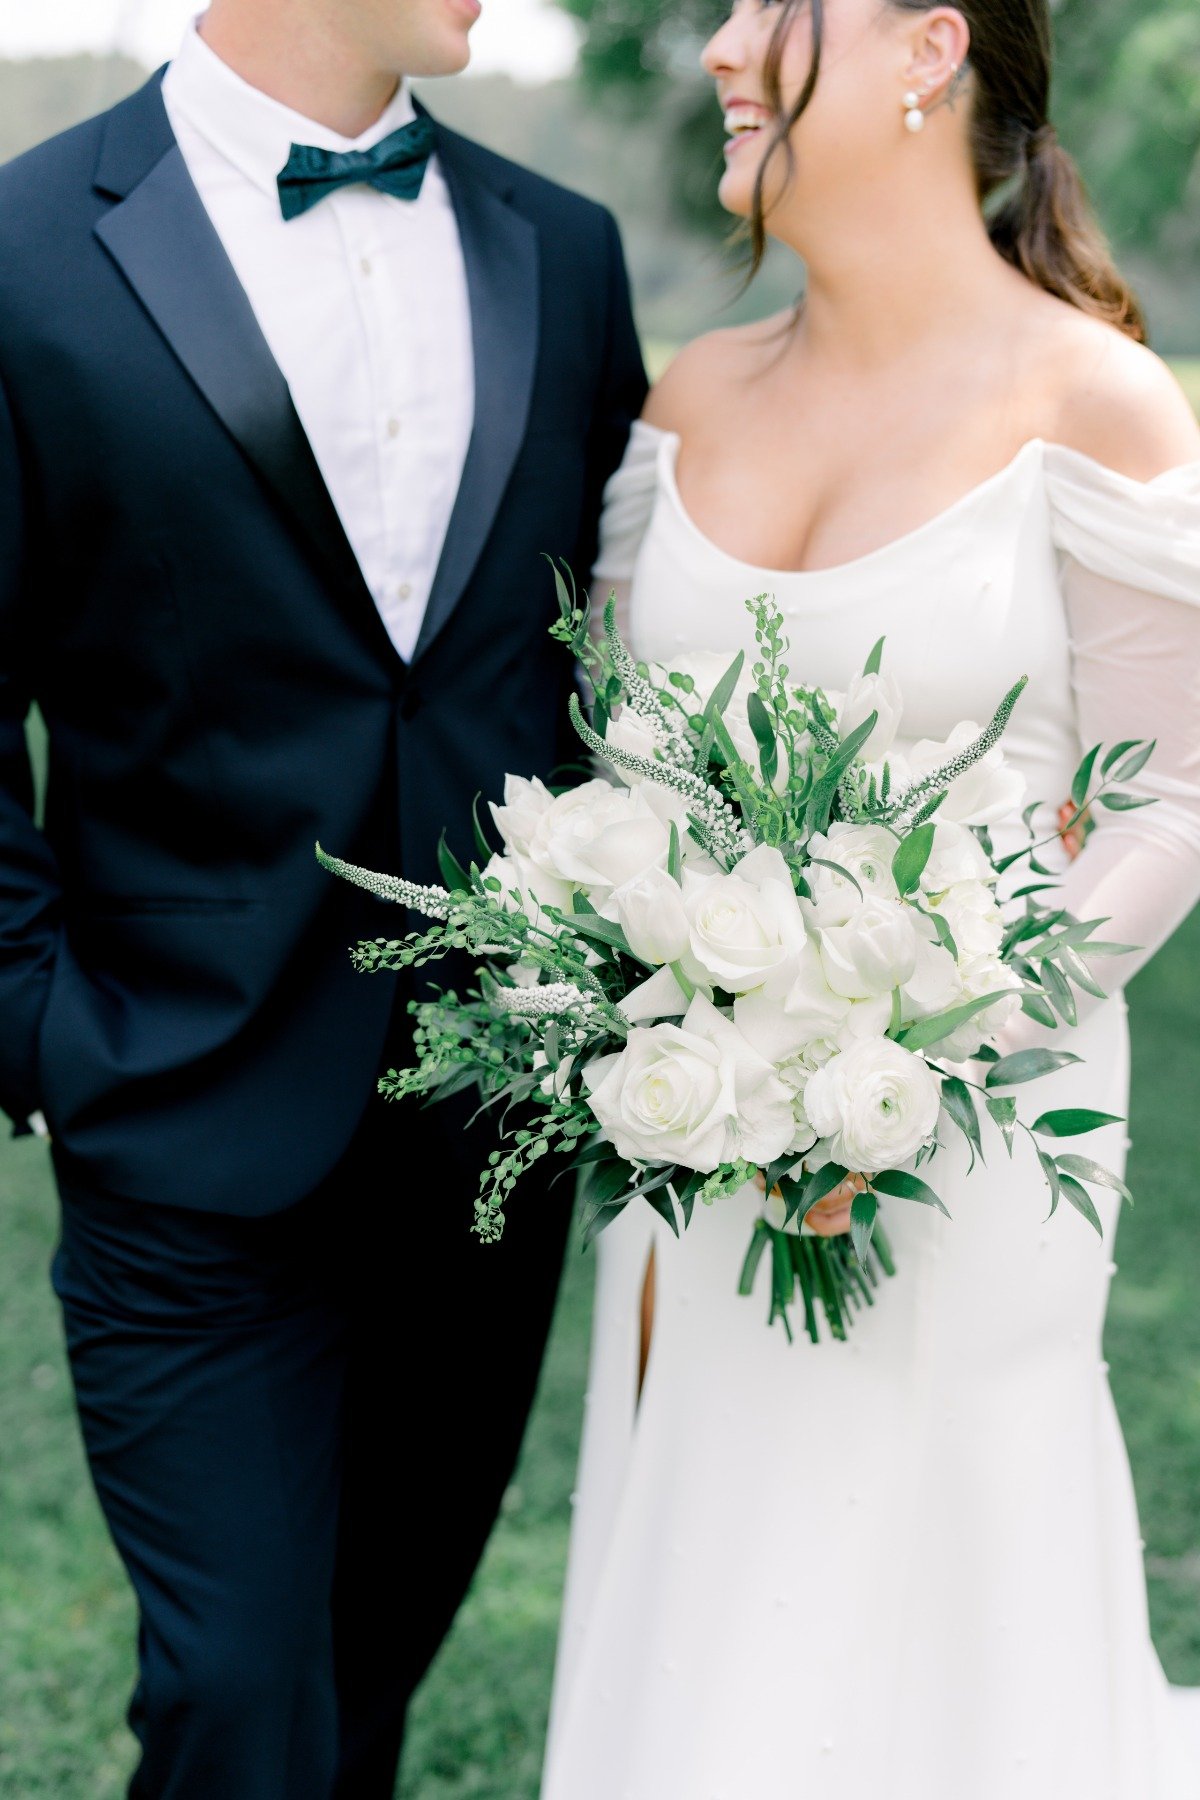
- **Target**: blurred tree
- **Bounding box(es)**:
[555,0,1200,257]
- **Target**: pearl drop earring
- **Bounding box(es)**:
[903,90,925,133]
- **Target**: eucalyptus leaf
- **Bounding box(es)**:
[436,833,472,894]
[746,689,780,786]
[941,1075,984,1169]
[1031,1107,1124,1137]
[1055,1154,1133,1206]
[1098,792,1156,812]
[1071,743,1102,810]
[1037,1148,1062,1217]
[581,1196,631,1247]
[1111,739,1156,782]
[1100,738,1140,776]
[985,1048,1082,1087]
[1058,945,1107,999]
[892,823,936,896]
[869,1169,951,1216]
[850,1191,878,1268]
[667,820,683,885]
[863,635,886,677]
[1040,957,1077,1025]
[897,990,1015,1054]
[985,1093,1017,1155]
[1057,1172,1103,1235]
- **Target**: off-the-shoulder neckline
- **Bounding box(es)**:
[628,423,1200,583]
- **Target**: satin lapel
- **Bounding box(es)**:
[413,128,540,662]
[94,127,390,656]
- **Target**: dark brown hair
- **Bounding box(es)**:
[746,0,1146,343]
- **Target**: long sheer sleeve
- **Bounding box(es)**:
[590,420,668,644]
[1022,447,1200,1019]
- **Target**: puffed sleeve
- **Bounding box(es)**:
[591,421,671,642]
[1036,446,1200,1004]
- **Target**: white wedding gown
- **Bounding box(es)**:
[542,424,1200,1800]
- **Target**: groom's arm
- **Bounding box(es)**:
[0,363,63,1132]
[574,210,648,581]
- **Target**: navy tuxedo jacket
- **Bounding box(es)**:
[0,76,647,1213]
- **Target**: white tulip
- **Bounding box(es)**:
[901,934,965,1020]
[839,671,904,762]
[819,898,919,1000]
[610,866,690,966]
[489,774,556,858]
[604,707,664,784]
[805,822,900,927]
[803,1036,942,1172]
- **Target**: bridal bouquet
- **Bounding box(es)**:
[319,576,1148,1342]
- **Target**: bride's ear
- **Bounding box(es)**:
[901,7,972,108]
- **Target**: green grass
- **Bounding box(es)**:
[2,913,1199,1796]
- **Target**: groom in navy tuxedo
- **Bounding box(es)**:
[0,0,645,1791]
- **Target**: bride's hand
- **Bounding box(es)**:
[754,1170,866,1238]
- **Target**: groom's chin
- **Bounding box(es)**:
[405,0,479,77]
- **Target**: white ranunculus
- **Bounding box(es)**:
[805,822,900,927]
[489,774,556,858]
[479,851,572,928]
[583,992,794,1172]
[525,779,671,905]
[803,1036,942,1171]
[838,671,904,762]
[680,845,808,995]
[939,953,1024,1061]
[905,723,1026,826]
[619,963,689,1024]
[932,880,1005,960]
[610,866,690,966]
[919,821,994,895]
[733,940,851,1065]
[819,898,919,1000]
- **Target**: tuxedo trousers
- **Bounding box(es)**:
[50,987,572,1800]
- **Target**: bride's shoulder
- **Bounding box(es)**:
[1038,308,1200,480]
[642,314,793,438]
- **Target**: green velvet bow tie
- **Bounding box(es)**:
[276,117,436,222]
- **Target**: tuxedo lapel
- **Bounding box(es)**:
[92,79,392,661]
[413,120,541,662]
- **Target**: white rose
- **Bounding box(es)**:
[932,880,1005,959]
[610,866,690,966]
[819,898,919,999]
[906,724,1026,826]
[619,963,690,1024]
[803,1036,941,1171]
[940,953,1024,1061]
[680,845,807,995]
[526,780,670,905]
[805,822,899,927]
[919,822,994,895]
[489,774,556,858]
[839,671,904,762]
[583,992,794,1172]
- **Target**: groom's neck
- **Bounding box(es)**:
[200,0,402,139]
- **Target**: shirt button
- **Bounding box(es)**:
[360,256,373,276]
[385,417,401,439]
[397,582,413,601]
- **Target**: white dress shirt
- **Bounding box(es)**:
[163,24,474,662]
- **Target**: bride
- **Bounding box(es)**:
[540,0,1200,1795]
